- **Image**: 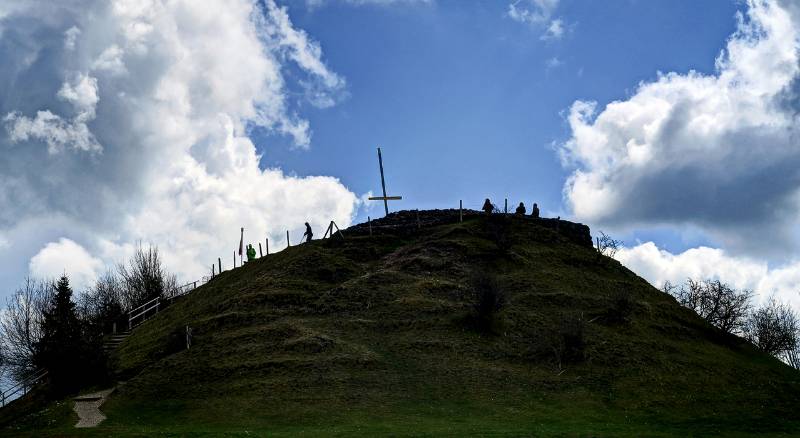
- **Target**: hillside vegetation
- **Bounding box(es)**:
[3,211,800,436]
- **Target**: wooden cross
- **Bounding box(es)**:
[368,147,402,216]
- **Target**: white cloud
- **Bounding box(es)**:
[541,18,564,40]
[91,45,126,75]
[559,0,800,255]
[545,56,562,70]
[64,26,80,50]
[616,242,800,310]
[508,0,565,40]
[261,1,346,110]
[5,73,101,154]
[4,110,100,154]
[0,0,358,291]
[56,73,99,121]
[29,238,103,292]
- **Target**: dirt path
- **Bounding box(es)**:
[73,388,115,428]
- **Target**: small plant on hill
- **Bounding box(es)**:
[466,271,505,334]
[595,231,621,258]
[603,288,634,325]
[485,216,513,253]
[550,313,587,372]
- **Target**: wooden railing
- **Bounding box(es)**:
[0,369,47,407]
[126,278,209,330]
[127,296,161,330]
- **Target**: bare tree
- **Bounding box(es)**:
[596,231,621,258]
[744,299,798,358]
[666,278,752,335]
[787,344,800,370]
[77,270,125,334]
[117,243,177,310]
[0,278,53,381]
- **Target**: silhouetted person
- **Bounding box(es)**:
[531,203,540,219]
[482,198,494,215]
[515,202,526,215]
[302,222,313,243]
[246,244,256,262]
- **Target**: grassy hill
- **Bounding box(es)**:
[3,211,800,436]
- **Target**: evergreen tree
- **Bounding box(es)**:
[35,274,83,394]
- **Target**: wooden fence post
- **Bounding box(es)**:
[233,251,236,268]
[504,198,508,215]
[368,216,372,236]
[259,243,263,257]
[218,257,222,274]
[266,238,269,255]
[286,230,290,248]
[459,200,463,223]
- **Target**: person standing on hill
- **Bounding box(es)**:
[302,222,313,243]
[515,202,526,215]
[482,198,494,215]
[246,244,256,262]
[531,203,540,219]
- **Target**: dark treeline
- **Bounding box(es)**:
[664,278,799,369]
[0,244,177,395]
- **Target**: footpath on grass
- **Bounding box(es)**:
[73,387,115,428]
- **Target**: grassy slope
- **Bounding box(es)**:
[4,215,800,436]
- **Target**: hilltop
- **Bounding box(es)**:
[3,210,800,436]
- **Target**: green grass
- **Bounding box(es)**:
[3,214,799,436]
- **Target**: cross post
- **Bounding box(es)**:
[368,147,402,216]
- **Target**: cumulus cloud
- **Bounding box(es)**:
[508,0,565,40]
[5,73,101,154]
[29,238,103,292]
[560,0,800,255]
[617,242,800,310]
[0,0,358,293]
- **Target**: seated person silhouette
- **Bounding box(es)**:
[482,198,494,215]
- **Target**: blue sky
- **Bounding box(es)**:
[261,0,737,236]
[1,0,799,310]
